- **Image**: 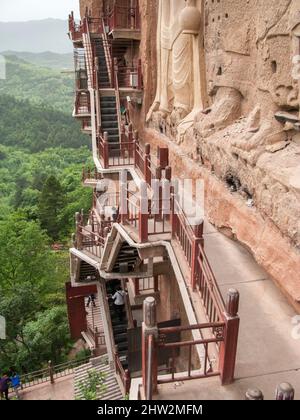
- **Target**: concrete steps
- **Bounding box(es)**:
[74,358,123,400]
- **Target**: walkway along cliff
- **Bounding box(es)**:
[65,0,300,400]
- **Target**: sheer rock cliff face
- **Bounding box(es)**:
[81,1,300,310]
[143,0,300,311]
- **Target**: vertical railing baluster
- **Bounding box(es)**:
[188,344,192,378]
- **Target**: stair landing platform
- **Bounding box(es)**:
[152,221,300,400]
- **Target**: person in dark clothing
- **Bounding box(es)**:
[86,293,96,307]
[0,374,11,400]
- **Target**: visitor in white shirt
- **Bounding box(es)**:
[112,286,127,321]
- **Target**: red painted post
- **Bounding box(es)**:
[75,212,83,249]
[165,166,172,182]
[121,123,126,158]
[134,279,140,296]
[142,297,158,399]
[128,123,133,143]
[154,276,159,293]
[157,147,169,169]
[144,144,151,185]
[190,219,204,290]
[133,130,139,168]
[48,361,55,384]
[82,17,88,34]
[139,182,148,243]
[103,132,109,169]
[124,369,131,395]
[120,170,128,225]
[138,59,142,90]
[170,195,178,239]
[219,289,240,385]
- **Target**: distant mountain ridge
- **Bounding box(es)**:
[2,51,73,70]
[0,55,75,113]
[0,19,72,54]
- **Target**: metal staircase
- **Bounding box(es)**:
[106,279,129,370]
[95,38,110,88]
[68,9,240,400]
[100,96,119,144]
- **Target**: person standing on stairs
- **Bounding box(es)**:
[112,286,127,322]
[0,373,11,400]
[86,293,96,308]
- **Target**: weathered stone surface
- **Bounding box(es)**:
[143,128,300,313]
[83,0,300,310]
[140,0,300,307]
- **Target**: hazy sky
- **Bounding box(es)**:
[0,0,80,22]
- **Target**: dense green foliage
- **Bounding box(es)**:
[0,94,89,152]
[0,145,93,239]
[0,214,71,372]
[0,54,93,375]
[38,175,65,240]
[0,55,74,112]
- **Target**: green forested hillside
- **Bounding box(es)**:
[2,51,73,70]
[0,94,88,152]
[0,54,93,374]
[0,55,74,112]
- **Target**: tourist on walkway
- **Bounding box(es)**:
[0,373,11,400]
[10,370,21,400]
[112,286,127,322]
[86,293,96,307]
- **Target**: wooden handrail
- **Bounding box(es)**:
[114,59,123,145]
[114,351,131,395]
[17,357,91,390]
[101,18,113,86]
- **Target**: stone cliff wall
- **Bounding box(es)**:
[84,1,300,310]
[141,0,300,310]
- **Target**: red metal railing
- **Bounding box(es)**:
[115,62,143,89]
[76,225,105,259]
[134,140,146,179]
[87,17,104,34]
[74,92,91,116]
[171,198,195,268]
[143,289,240,399]
[157,323,225,384]
[82,167,102,182]
[196,244,225,324]
[126,190,140,229]
[114,351,131,395]
[69,12,84,41]
[135,276,159,296]
[16,357,90,391]
[82,118,92,131]
[171,196,225,324]
[108,3,141,31]
[74,48,86,71]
